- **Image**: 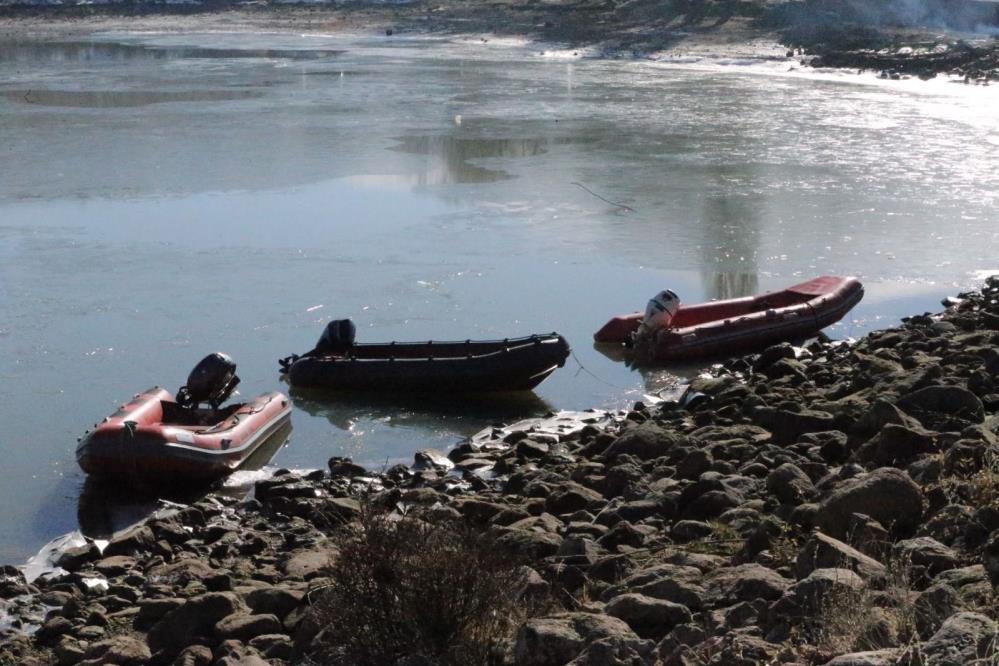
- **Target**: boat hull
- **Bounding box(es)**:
[77,388,292,486]
[594,276,864,362]
[286,333,570,392]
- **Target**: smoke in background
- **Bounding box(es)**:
[789,0,999,33]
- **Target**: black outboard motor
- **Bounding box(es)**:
[315,319,356,354]
[176,352,240,409]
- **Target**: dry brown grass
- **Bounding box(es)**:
[798,553,921,661]
[305,510,547,666]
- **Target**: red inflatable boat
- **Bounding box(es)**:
[76,354,292,486]
[594,276,864,362]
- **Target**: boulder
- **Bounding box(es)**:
[147,592,244,655]
[102,525,156,557]
[496,529,563,560]
[984,531,999,588]
[215,613,283,642]
[327,456,366,477]
[897,386,984,424]
[790,567,865,614]
[892,537,959,576]
[135,598,185,628]
[703,564,790,608]
[795,532,886,581]
[565,635,652,666]
[853,398,924,437]
[823,649,903,665]
[815,468,923,538]
[770,408,836,445]
[766,463,817,505]
[601,422,685,461]
[857,423,938,466]
[513,613,648,666]
[546,483,604,515]
[920,612,997,665]
[82,636,151,664]
[604,593,692,640]
[914,583,961,638]
[244,586,304,619]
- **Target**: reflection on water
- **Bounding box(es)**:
[291,387,552,435]
[289,387,554,467]
[6,89,262,108]
[699,165,762,300]
[75,422,292,539]
[0,40,343,63]
[394,136,553,184]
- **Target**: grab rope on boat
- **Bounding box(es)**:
[278,354,300,372]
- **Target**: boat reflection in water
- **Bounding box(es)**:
[76,421,292,540]
[290,386,554,434]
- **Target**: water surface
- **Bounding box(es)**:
[1,32,997,561]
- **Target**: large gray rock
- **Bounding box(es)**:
[815,468,924,538]
[564,635,651,666]
[601,422,685,461]
[851,398,919,437]
[546,482,604,515]
[703,564,790,608]
[767,463,817,505]
[790,567,865,614]
[604,593,692,640]
[82,636,152,664]
[857,423,938,467]
[892,537,960,576]
[897,386,984,424]
[244,586,304,619]
[214,613,283,642]
[984,531,999,588]
[102,525,156,557]
[602,563,705,610]
[771,408,837,445]
[147,592,244,655]
[513,613,648,666]
[823,649,903,665]
[920,612,997,665]
[496,528,564,560]
[795,532,886,581]
[914,583,961,638]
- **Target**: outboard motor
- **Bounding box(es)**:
[176,352,240,409]
[315,319,356,354]
[638,289,681,338]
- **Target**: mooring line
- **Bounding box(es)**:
[571,181,636,213]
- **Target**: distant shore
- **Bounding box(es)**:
[2,1,998,81]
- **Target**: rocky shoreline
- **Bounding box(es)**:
[2,279,999,665]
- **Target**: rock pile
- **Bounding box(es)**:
[3,279,999,665]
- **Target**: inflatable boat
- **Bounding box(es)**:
[77,353,292,486]
[280,321,570,392]
[594,276,864,362]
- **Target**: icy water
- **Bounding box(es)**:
[1,32,997,561]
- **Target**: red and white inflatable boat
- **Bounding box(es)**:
[594,276,864,362]
[76,354,292,486]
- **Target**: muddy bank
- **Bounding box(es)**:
[3,279,999,664]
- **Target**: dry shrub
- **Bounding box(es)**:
[970,447,999,508]
[811,553,919,657]
[307,511,546,666]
